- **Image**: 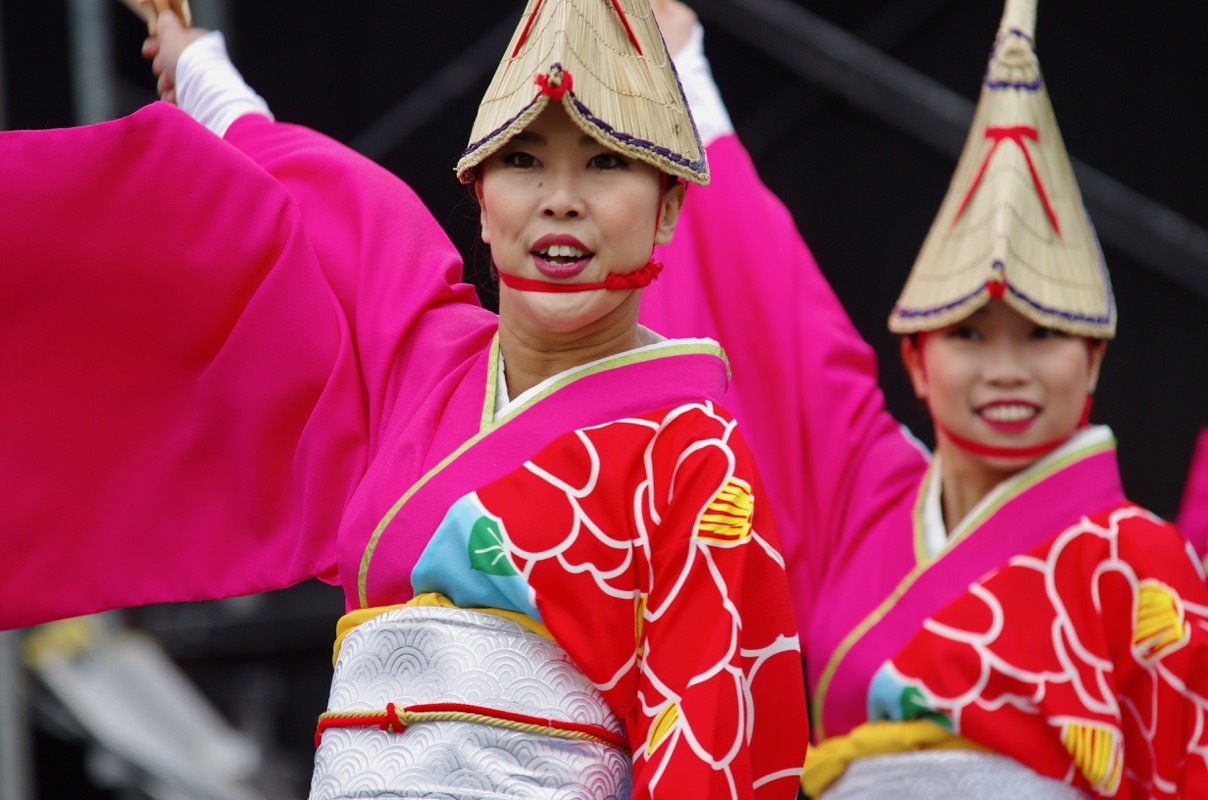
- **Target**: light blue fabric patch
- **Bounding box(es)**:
[411,494,541,621]
[868,665,953,731]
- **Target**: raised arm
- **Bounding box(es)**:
[641,9,927,630]
[0,105,354,627]
[0,13,492,629]
[149,13,494,443]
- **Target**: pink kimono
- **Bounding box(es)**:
[1178,428,1208,560]
[0,104,806,799]
[647,133,1208,798]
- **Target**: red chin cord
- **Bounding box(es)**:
[498,260,663,293]
[937,423,1070,461]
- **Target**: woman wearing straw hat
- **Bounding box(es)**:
[0,2,807,798]
[644,0,1208,797]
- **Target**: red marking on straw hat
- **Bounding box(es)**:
[954,125,1061,238]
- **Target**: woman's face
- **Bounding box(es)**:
[479,103,683,337]
[902,300,1106,482]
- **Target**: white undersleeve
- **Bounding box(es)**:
[175,31,273,137]
[673,23,734,147]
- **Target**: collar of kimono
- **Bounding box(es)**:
[496,177,670,294]
[812,425,1122,740]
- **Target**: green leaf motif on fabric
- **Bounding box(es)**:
[468,516,517,576]
[901,686,953,730]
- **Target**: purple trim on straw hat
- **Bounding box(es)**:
[459,93,707,179]
[461,95,544,161]
[983,28,1043,91]
[893,260,1115,327]
[568,97,706,174]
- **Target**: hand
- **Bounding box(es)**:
[140,11,208,103]
[651,0,698,57]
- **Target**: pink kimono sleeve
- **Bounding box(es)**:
[0,104,486,629]
[1178,427,1208,559]
[642,134,927,632]
[0,105,349,627]
[221,114,493,445]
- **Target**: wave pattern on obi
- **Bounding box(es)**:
[311,605,629,800]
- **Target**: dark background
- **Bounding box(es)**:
[3,1,1205,797]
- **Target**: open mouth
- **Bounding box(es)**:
[531,242,594,278]
[979,403,1037,423]
[536,243,592,265]
[977,402,1039,432]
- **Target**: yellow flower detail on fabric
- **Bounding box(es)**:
[696,477,754,544]
[635,593,647,661]
[1133,580,1188,662]
[1061,721,1123,794]
[647,703,680,756]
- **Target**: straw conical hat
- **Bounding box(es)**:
[456,0,708,186]
[889,0,1116,338]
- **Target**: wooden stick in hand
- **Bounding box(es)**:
[117,0,193,35]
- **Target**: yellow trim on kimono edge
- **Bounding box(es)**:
[480,334,502,430]
[332,593,553,665]
[484,333,729,432]
[812,431,1116,739]
[358,336,728,608]
[912,434,1118,563]
[802,720,987,797]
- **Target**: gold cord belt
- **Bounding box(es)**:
[315,701,629,751]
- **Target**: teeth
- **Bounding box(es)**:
[980,404,1036,422]
[540,244,587,259]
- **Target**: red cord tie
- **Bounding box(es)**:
[380,702,405,734]
[986,278,1006,299]
[604,260,663,290]
[536,65,573,101]
[314,701,629,751]
[938,421,1072,461]
[497,260,664,293]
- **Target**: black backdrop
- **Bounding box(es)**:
[3,2,1206,797]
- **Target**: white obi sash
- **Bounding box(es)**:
[822,750,1091,799]
[310,605,630,800]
